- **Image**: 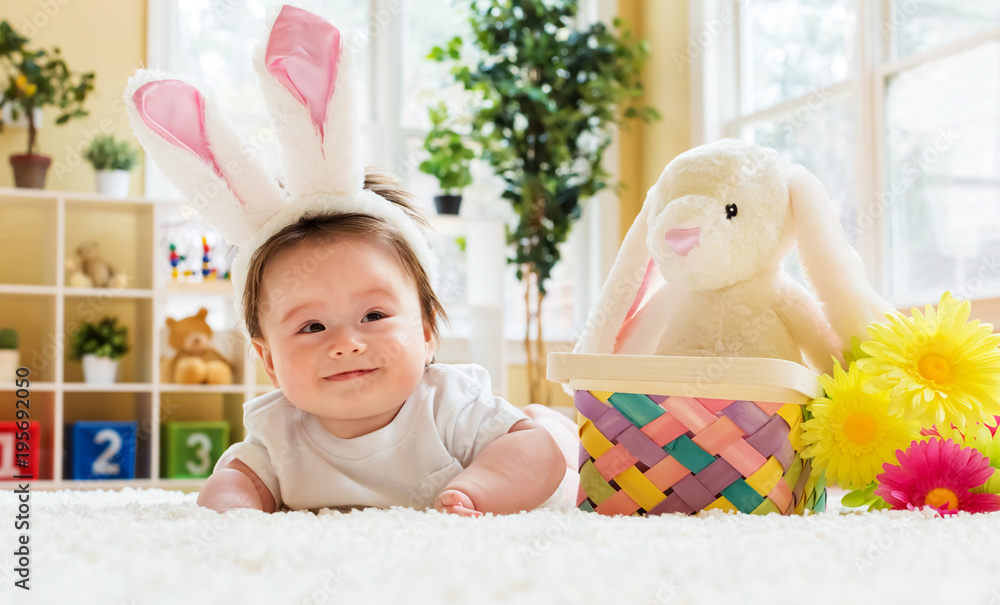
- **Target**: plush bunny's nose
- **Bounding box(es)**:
[665,227,701,256]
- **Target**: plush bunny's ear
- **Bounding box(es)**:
[254,3,364,200]
[574,192,660,354]
[789,164,892,347]
[126,71,286,247]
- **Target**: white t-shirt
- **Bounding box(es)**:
[215,363,530,511]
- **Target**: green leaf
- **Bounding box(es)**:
[841,482,892,511]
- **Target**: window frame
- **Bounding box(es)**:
[691,0,1000,320]
[144,0,619,353]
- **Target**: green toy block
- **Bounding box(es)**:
[160,421,230,479]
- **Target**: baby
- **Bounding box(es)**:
[125,4,579,515]
[197,172,579,515]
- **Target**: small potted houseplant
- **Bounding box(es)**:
[419,102,474,215]
[0,20,95,188]
[83,134,139,198]
[0,328,19,381]
[69,317,129,384]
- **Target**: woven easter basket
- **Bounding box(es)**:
[547,353,827,516]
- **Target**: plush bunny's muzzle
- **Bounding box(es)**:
[664,227,701,257]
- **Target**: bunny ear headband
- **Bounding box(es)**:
[125,3,437,329]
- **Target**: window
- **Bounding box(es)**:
[693,0,1000,309]
[145,0,614,346]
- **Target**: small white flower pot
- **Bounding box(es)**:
[95,170,131,199]
[0,350,20,383]
[82,354,119,385]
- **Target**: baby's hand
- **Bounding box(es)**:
[434,489,483,518]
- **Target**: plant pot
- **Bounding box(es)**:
[434,194,462,215]
[0,350,20,382]
[10,154,52,189]
[95,169,131,199]
[82,354,119,385]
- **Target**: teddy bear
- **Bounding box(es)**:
[574,138,892,376]
[68,241,129,289]
[163,308,234,384]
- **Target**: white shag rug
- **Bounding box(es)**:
[2,488,1000,604]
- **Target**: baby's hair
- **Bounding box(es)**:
[243,168,447,342]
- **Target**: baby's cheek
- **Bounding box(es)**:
[388,336,428,384]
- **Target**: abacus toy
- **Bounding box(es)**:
[168,243,186,280]
[200,236,217,280]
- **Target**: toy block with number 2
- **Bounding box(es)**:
[161,421,229,479]
[67,421,138,480]
[0,421,40,480]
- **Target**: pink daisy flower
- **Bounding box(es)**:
[875,438,1000,516]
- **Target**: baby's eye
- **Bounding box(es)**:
[299,322,325,333]
[362,311,385,323]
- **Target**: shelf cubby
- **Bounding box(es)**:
[0,389,56,481]
[0,193,59,287]
[158,391,246,444]
[63,391,154,481]
[63,296,154,384]
[0,293,58,383]
[64,198,155,290]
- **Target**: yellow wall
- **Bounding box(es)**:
[0,0,146,193]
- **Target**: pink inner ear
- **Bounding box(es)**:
[265,4,342,138]
[133,79,246,209]
[132,79,226,180]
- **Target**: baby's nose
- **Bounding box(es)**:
[329,336,366,357]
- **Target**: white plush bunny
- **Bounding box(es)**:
[124,2,437,325]
[574,139,890,375]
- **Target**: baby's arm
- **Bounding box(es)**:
[196,458,276,513]
[435,419,565,516]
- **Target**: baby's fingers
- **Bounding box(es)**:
[436,489,483,517]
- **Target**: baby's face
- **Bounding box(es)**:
[252,236,433,438]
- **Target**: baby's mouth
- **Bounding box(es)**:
[325,368,377,382]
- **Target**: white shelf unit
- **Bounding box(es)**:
[0,187,268,489]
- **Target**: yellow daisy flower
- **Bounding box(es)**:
[801,362,922,490]
[935,419,1000,494]
[857,292,1000,427]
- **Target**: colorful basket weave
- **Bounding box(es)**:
[548,354,827,516]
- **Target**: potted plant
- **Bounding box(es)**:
[69,317,129,385]
[419,102,474,215]
[0,328,19,381]
[0,20,95,188]
[430,0,658,403]
[83,134,139,198]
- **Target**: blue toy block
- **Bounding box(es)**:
[68,421,138,480]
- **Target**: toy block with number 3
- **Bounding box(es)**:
[160,421,229,479]
[67,421,138,480]
[0,421,40,480]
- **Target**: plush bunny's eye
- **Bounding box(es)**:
[725,203,738,220]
